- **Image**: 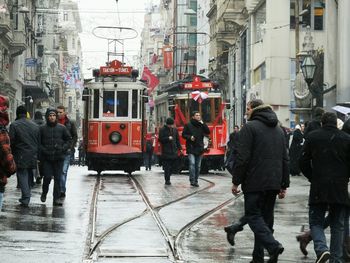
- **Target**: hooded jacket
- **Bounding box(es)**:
[39,109,72,161]
[300,123,350,206]
[232,105,290,193]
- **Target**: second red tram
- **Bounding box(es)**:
[153,75,226,173]
[83,60,147,175]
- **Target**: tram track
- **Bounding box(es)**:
[83,172,238,262]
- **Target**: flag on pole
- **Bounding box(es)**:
[141,66,159,94]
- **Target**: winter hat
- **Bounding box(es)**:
[45,108,57,118]
[16,105,27,118]
[166,117,174,125]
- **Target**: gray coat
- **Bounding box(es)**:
[9,117,40,169]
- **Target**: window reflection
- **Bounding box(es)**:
[103,91,114,117]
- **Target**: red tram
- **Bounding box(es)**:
[82,60,147,175]
[153,75,226,173]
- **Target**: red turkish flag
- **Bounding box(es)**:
[141,66,159,94]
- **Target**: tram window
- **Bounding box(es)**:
[132,90,138,118]
[214,98,222,124]
[117,91,128,117]
[189,99,199,116]
[93,89,99,118]
[103,91,115,117]
[201,99,211,123]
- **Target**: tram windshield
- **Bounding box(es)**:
[178,97,222,124]
[90,89,140,119]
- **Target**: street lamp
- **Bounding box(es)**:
[23,96,33,104]
[301,54,316,86]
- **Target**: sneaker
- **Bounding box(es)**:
[315,251,330,263]
[224,224,244,246]
[267,244,284,263]
[40,194,46,203]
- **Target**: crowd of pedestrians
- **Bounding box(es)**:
[222,100,350,263]
[0,94,80,210]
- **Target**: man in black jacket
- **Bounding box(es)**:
[300,112,350,263]
[159,117,182,185]
[40,108,72,206]
[9,105,40,207]
[182,111,210,187]
[232,99,289,263]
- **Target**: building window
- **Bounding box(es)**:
[253,62,266,84]
[63,12,68,21]
[290,0,324,30]
[255,3,266,42]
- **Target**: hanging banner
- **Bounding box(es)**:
[162,45,173,70]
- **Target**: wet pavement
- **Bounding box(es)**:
[0,165,321,262]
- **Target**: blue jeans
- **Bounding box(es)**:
[188,154,202,184]
[60,154,70,194]
[0,192,3,212]
[17,168,35,205]
[244,191,280,261]
[309,203,347,262]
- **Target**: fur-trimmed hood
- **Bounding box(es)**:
[249,104,278,127]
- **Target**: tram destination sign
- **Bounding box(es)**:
[183,76,213,89]
[99,59,132,76]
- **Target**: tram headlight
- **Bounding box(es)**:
[109,131,122,144]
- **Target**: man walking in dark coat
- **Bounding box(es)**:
[40,108,72,206]
[300,112,350,262]
[182,111,210,187]
[9,105,40,207]
[232,99,289,263]
[159,117,182,185]
[57,105,77,199]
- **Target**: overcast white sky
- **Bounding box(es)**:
[74,0,155,78]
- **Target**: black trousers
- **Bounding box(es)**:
[244,190,280,261]
[162,159,175,182]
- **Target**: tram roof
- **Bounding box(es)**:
[158,75,219,94]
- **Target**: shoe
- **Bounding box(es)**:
[315,251,330,263]
[224,224,244,246]
[296,230,312,256]
[40,194,46,203]
[36,177,42,184]
[60,192,66,198]
[193,183,199,187]
[53,200,63,206]
[165,181,171,185]
[267,244,284,263]
[19,202,29,207]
